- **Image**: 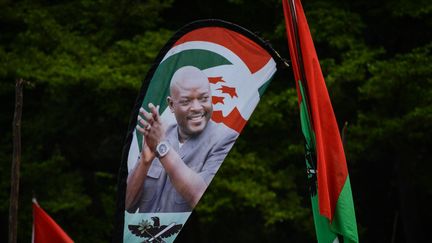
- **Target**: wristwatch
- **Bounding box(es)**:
[155,141,170,158]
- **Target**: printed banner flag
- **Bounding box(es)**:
[282,0,359,242]
[114,19,281,242]
[32,198,74,243]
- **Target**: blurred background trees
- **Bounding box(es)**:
[0,0,431,242]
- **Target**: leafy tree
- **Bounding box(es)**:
[0,0,173,242]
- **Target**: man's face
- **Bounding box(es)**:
[168,77,213,141]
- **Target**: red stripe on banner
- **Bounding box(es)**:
[212,108,247,133]
[283,0,348,221]
[174,27,271,74]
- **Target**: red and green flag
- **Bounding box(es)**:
[282,0,359,242]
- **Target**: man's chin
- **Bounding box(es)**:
[186,121,207,136]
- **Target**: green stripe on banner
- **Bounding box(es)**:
[330,176,359,243]
[298,80,315,151]
[311,194,338,243]
[258,79,272,97]
[299,80,336,242]
[312,177,358,243]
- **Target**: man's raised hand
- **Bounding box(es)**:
[136,103,165,152]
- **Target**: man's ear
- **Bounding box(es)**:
[167,96,174,113]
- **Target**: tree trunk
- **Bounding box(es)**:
[8,78,24,243]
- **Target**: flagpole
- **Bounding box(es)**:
[287,0,307,84]
[9,78,25,243]
[286,0,319,171]
[287,0,316,137]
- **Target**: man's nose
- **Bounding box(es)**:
[190,99,202,110]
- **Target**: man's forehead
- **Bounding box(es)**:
[171,66,207,84]
[172,82,211,96]
[175,76,208,87]
[169,66,211,95]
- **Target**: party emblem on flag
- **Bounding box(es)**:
[116,19,281,243]
[128,217,182,243]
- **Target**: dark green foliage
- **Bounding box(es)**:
[0,0,431,242]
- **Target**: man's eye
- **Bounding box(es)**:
[179,100,190,106]
[199,96,209,102]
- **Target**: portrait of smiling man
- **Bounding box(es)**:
[125,66,238,213]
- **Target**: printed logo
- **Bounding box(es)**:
[128,217,183,243]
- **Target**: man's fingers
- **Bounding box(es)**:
[136,114,151,131]
[136,103,164,151]
[138,103,161,125]
[138,129,151,140]
[139,107,154,124]
[136,114,152,140]
[137,115,149,127]
[136,124,145,134]
[148,103,160,122]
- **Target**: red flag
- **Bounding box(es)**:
[283,0,348,221]
[283,1,358,242]
[32,199,74,243]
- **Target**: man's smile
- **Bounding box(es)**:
[187,112,206,122]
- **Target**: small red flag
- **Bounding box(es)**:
[32,199,74,243]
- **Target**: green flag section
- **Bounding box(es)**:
[283,0,359,242]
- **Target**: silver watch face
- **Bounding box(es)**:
[157,142,169,157]
[159,144,168,154]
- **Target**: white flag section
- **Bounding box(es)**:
[119,20,279,243]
